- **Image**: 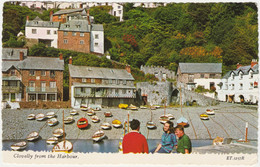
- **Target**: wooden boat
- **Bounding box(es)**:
[101,122,111,130]
[104,111,112,117]
[166,114,174,120]
[128,104,138,110]
[154,105,161,109]
[46,137,59,144]
[159,115,169,124]
[91,115,100,123]
[200,114,209,120]
[64,116,74,124]
[36,113,45,121]
[27,114,35,120]
[11,141,27,151]
[80,104,88,111]
[47,118,58,126]
[146,121,156,129]
[92,130,105,142]
[118,103,128,109]
[112,119,122,128]
[53,128,64,138]
[140,106,147,109]
[177,116,189,127]
[70,109,78,115]
[77,118,88,129]
[87,109,95,116]
[90,105,102,111]
[206,109,215,115]
[53,110,73,153]
[26,131,39,141]
[150,106,156,110]
[46,111,56,118]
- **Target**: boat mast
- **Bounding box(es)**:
[127,111,129,133]
[63,110,65,148]
[180,87,182,115]
[164,97,166,116]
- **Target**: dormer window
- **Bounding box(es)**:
[239,72,243,79]
[65,24,70,28]
[34,21,38,24]
[76,25,81,28]
[249,71,253,79]
[231,73,234,80]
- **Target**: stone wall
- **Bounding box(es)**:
[140,65,175,81]
[19,100,71,109]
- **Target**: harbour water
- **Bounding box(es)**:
[2,139,213,153]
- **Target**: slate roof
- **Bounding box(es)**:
[69,64,134,80]
[179,63,222,73]
[26,18,60,28]
[2,61,21,72]
[92,24,103,31]
[222,64,259,79]
[59,20,91,32]
[72,82,136,89]
[53,8,85,16]
[2,48,28,60]
[17,57,64,70]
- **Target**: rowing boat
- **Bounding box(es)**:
[80,104,88,111]
[112,119,122,128]
[11,141,27,151]
[91,115,100,123]
[87,109,95,116]
[77,118,88,129]
[53,128,64,138]
[47,118,58,126]
[64,116,74,124]
[118,103,128,109]
[92,130,105,142]
[27,114,35,120]
[206,109,215,115]
[101,122,111,130]
[46,111,56,118]
[46,137,59,144]
[26,131,39,141]
[165,114,174,120]
[200,114,209,120]
[70,109,78,115]
[36,113,45,121]
[104,111,112,117]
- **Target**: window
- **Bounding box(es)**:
[81,87,86,93]
[200,74,204,78]
[64,32,68,36]
[3,93,9,101]
[47,30,51,35]
[29,70,35,76]
[54,31,57,34]
[123,80,126,85]
[209,74,215,78]
[64,39,68,44]
[95,34,99,39]
[118,6,121,9]
[95,43,98,46]
[250,71,253,79]
[41,70,46,76]
[28,94,36,101]
[65,24,70,28]
[58,16,61,19]
[80,40,84,44]
[225,84,228,90]
[48,94,56,101]
[76,25,81,28]
[41,82,46,92]
[116,80,120,85]
[80,33,84,37]
[50,82,56,88]
[32,29,37,34]
[109,79,112,84]
[11,69,15,76]
[119,10,122,14]
[239,73,243,79]
[231,73,234,80]
[188,74,194,82]
[240,83,243,90]
[29,81,35,88]
[72,32,76,36]
[50,71,55,77]
[231,84,234,90]
[91,79,95,83]
[122,89,126,94]
[82,78,86,83]
[250,83,253,89]
[115,89,119,94]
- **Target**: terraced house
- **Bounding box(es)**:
[1,48,64,103]
[68,57,136,108]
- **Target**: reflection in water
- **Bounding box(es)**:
[2,139,213,153]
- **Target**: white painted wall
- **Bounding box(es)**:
[217,70,258,103]
[25,26,58,48]
[194,78,222,90]
[90,30,104,54]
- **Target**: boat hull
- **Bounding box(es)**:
[77,118,88,129]
[46,137,59,144]
[52,140,73,153]
[11,141,27,151]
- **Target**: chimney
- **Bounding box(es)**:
[69,56,72,64]
[20,52,24,61]
[237,63,242,69]
[26,16,29,22]
[125,64,131,73]
[251,59,258,68]
[50,10,53,21]
[87,9,91,25]
[59,53,63,60]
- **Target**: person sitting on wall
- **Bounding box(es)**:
[122,119,149,154]
[174,125,192,154]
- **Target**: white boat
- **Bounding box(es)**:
[47,118,58,126]
[140,106,147,109]
[87,109,95,116]
[112,119,122,128]
[70,109,78,115]
[11,141,27,151]
[155,105,161,109]
[52,140,73,153]
[159,115,169,124]
[27,114,35,120]
[200,114,209,120]
[101,122,111,130]
[206,109,215,115]
[80,104,88,111]
[128,104,138,110]
[53,128,64,138]
[91,115,100,123]
[64,116,74,124]
[26,131,39,141]
[92,130,106,142]
[46,137,59,144]
[36,113,45,121]
[46,111,56,118]
[147,121,156,129]
[166,114,174,120]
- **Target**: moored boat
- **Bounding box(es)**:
[70,109,78,115]
[91,115,100,123]
[46,111,56,118]
[36,113,45,121]
[150,106,156,110]
[26,131,39,141]
[64,116,74,124]
[53,128,64,138]
[200,114,209,120]
[52,140,73,153]
[104,111,112,117]
[140,106,147,109]
[165,114,174,120]
[92,130,105,142]
[118,103,128,109]
[128,104,138,110]
[112,119,122,128]
[27,114,35,120]
[146,121,156,129]
[47,118,58,126]
[101,122,111,130]
[87,109,95,116]
[11,141,27,151]
[177,116,189,127]
[77,118,88,129]
[46,137,59,144]
[159,115,169,124]
[80,104,88,111]
[206,109,215,115]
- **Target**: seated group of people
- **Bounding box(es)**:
[122,119,192,154]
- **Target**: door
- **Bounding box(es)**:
[41,82,46,92]
[11,93,15,102]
